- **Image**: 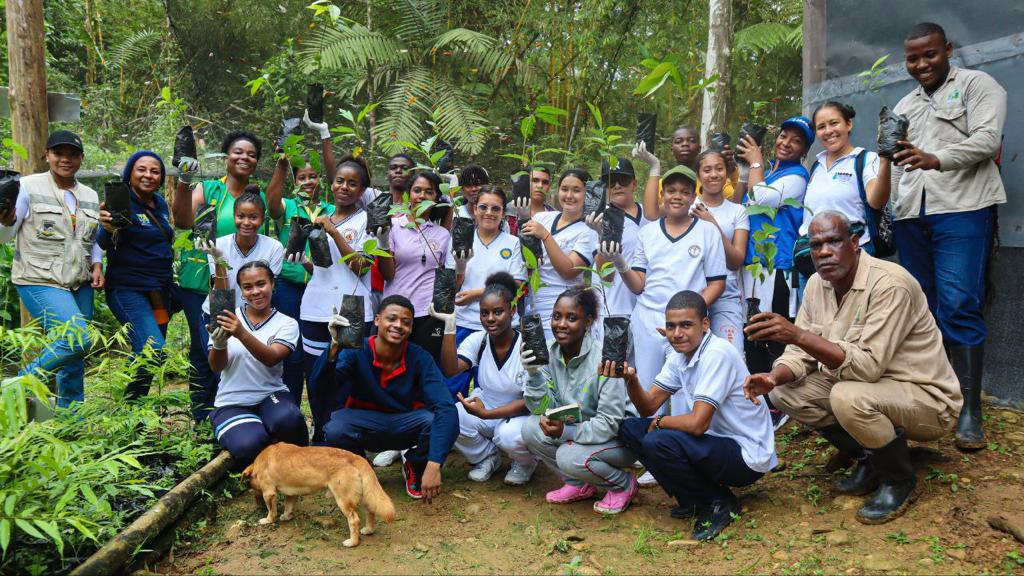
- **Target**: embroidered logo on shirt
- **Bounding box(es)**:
[138,214,151,226]
[342,228,357,243]
[500,248,513,259]
[688,245,702,258]
[946,89,962,103]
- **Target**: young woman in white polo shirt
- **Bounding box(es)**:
[692,150,749,353]
[518,169,598,340]
[297,156,374,442]
[207,261,307,467]
[446,185,527,397]
[602,165,728,404]
[432,272,537,486]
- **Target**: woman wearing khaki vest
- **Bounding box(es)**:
[0,131,104,408]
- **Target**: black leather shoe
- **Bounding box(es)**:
[671,503,697,519]
[857,428,918,524]
[692,497,739,541]
[832,457,878,495]
[949,345,986,450]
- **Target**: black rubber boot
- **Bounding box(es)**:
[856,428,917,524]
[817,425,877,494]
[949,345,985,450]
[692,496,739,541]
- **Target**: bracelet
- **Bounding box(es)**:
[542,233,552,242]
[654,415,664,430]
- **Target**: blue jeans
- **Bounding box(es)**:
[324,408,435,471]
[271,279,306,404]
[16,284,95,408]
[894,206,994,346]
[444,326,478,398]
[106,288,168,400]
[169,285,218,420]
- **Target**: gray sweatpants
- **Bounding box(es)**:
[521,415,635,491]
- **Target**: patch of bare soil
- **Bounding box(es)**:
[155,409,1024,575]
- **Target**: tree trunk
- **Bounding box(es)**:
[699,0,733,148]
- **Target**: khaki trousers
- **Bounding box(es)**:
[769,372,956,449]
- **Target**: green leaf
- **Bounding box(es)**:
[3,494,14,516]
[161,86,171,101]
[80,484,99,506]
[586,101,603,129]
[529,272,542,294]
[356,102,380,124]
[781,198,804,210]
[520,115,537,141]
[745,204,776,217]
[15,519,44,540]
[522,246,538,269]
[0,519,10,556]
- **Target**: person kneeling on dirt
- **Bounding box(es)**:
[310,295,459,504]
[613,290,776,541]
[743,211,962,524]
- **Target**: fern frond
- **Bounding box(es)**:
[734,23,800,54]
[106,29,161,70]
[298,22,410,73]
[432,77,490,155]
[374,67,434,154]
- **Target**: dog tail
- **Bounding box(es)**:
[361,466,396,523]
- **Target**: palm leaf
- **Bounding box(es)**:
[432,77,490,155]
[298,22,410,73]
[106,29,161,70]
[374,67,434,154]
[734,23,800,54]
[393,0,445,47]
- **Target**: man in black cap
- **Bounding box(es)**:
[0,130,104,408]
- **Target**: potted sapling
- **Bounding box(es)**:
[334,238,392,348]
[576,259,630,376]
[515,239,550,367]
[859,54,909,159]
[387,192,456,313]
[103,180,133,229]
[279,133,333,267]
[0,169,20,215]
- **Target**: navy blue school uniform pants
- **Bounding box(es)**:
[324,408,434,471]
[210,392,309,468]
[618,417,763,507]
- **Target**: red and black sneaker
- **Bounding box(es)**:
[402,459,423,499]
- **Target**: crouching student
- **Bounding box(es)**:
[521,287,638,514]
[208,262,308,468]
[311,295,459,503]
[431,272,537,486]
[614,290,776,541]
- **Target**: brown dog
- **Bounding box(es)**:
[242,443,396,547]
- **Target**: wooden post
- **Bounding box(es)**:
[802,0,828,116]
[5,0,50,328]
[700,0,733,148]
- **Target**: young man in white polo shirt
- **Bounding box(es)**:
[609,290,776,541]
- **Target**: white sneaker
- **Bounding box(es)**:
[373,450,401,468]
[503,459,538,486]
[467,452,502,482]
[637,470,659,487]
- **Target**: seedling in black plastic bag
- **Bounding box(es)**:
[103,180,133,229]
[0,170,21,214]
[576,260,630,375]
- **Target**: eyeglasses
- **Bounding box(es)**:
[476,204,504,214]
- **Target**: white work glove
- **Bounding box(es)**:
[520,347,541,375]
[631,141,660,176]
[599,243,628,273]
[328,307,351,346]
[195,239,224,259]
[370,226,391,251]
[285,252,309,264]
[584,211,604,233]
[177,158,199,184]
[303,109,332,140]
[453,250,472,273]
[209,326,229,350]
[428,303,457,336]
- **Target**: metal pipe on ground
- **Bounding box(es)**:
[70,450,234,576]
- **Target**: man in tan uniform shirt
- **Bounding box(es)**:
[743,211,961,525]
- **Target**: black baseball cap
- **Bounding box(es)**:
[601,156,635,180]
[46,130,84,151]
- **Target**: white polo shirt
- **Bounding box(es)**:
[630,218,728,312]
[655,332,777,473]
[697,199,749,302]
[457,330,528,409]
[212,306,299,408]
[604,203,653,317]
[453,230,528,331]
[300,209,374,322]
[800,147,879,245]
[532,210,598,308]
[204,233,285,314]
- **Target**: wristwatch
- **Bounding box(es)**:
[749,162,763,169]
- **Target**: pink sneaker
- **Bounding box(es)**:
[545,483,597,504]
[593,474,638,514]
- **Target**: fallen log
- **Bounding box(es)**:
[988,515,1024,545]
[71,451,233,576]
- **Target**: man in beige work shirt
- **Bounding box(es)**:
[743,211,961,526]
[874,22,1006,451]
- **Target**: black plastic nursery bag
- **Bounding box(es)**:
[432,267,457,314]
[0,169,21,213]
[584,180,606,219]
[521,314,550,365]
[366,193,393,233]
[307,225,333,268]
[307,83,325,124]
[636,112,657,153]
[172,125,198,166]
[452,216,475,255]
[103,180,133,229]
[601,205,625,247]
[710,132,731,153]
[208,288,236,331]
[277,117,303,149]
[601,316,630,375]
[285,217,312,259]
[338,294,365,349]
[877,106,910,159]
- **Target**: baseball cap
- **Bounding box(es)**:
[46,130,84,151]
[601,156,635,180]
[779,116,815,147]
[660,164,697,187]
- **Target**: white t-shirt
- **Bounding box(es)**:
[630,219,728,312]
[697,199,749,302]
[532,210,598,308]
[655,332,777,473]
[800,148,880,245]
[457,330,528,409]
[212,306,299,407]
[204,234,285,314]
[604,203,653,317]
[300,209,373,322]
[453,230,528,331]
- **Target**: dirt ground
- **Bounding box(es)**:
[156,408,1024,575]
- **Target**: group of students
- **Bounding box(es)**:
[0,21,1005,543]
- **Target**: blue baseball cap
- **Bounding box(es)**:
[780,115,815,147]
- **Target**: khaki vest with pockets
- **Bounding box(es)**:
[12,172,100,289]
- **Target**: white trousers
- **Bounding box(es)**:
[454,403,533,465]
